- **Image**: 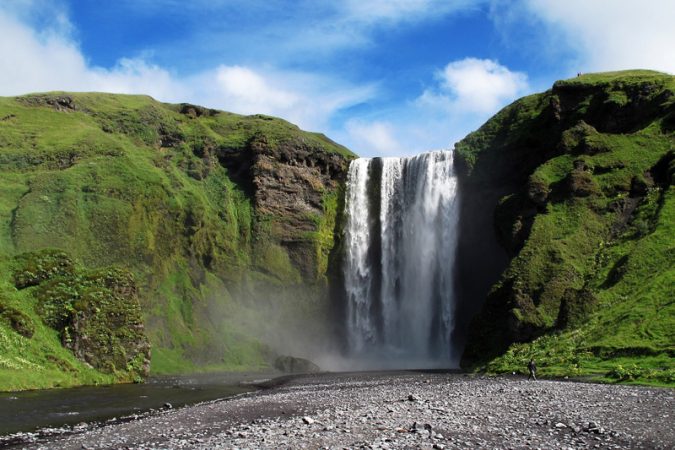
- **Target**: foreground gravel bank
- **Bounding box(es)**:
[6,372,674,449]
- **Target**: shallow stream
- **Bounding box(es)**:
[0,371,274,435]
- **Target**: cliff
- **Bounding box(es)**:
[456,70,674,384]
[0,92,353,390]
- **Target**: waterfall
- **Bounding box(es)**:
[343,150,459,367]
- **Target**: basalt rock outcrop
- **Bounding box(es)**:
[246,133,349,279]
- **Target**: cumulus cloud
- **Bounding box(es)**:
[338,58,529,156]
[417,58,529,114]
[338,110,474,157]
[498,0,675,74]
[192,66,375,130]
[0,9,186,100]
[209,66,300,116]
[0,7,373,132]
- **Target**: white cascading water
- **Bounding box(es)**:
[343,150,459,367]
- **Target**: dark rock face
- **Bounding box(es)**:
[527,176,550,206]
[454,71,675,367]
[248,135,350,279]
[209,131,351,281]
[17,94,79,112]
[274,355,321,373]
[178,103,219,118]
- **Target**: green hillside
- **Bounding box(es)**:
[457,70,675,385]
[2,71,672,391]
[0,92,353,390]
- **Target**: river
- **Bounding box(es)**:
[0,371,275,436]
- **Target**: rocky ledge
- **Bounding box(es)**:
[9,372,674,449]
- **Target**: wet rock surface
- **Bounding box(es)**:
[7,373,673,449]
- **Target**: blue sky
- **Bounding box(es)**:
[1,0,674,156]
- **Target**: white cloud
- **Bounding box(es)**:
[336,58,529,156]
[505,0,675,74]
[338,109,475,157]
[0,9,187,100]
[0,2,541,158]
[417,58,529,114]
[344,120,404,155]
[0,8,374,133]
[191,66,375,131]
[211,66,301,115]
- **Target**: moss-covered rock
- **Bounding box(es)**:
[457,70,675,382]
[566,168,599,197]
[13,250,151,380]
[0,301,34,338]
[274,355,320,373]
[62,268,150,378]
[13,249,75,289]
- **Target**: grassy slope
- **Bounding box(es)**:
[0,262,118,390]
[456,71,675,385]
[0,92,352,390]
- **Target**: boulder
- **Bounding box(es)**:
[274,355,320,373]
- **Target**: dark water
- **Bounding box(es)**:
[0,372,275,436]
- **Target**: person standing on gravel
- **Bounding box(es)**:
[528,358,537,381]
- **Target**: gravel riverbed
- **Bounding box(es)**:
[5,372,674,449]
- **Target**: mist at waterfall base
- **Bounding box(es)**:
[341,150,460,370]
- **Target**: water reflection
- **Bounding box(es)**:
[0,372,275,435]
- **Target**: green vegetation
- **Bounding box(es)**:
[12,249,149,381]
[0,92,353,390]
[458,70,675,386]
[0,255,119,390]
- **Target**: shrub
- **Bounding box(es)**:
[13,249,75,289]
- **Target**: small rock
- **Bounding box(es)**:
[408,394,417,401]
[302,416,315,425]
[555,423,567,429]
[163,403,173,409]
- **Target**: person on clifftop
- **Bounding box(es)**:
[528,358,537,381]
